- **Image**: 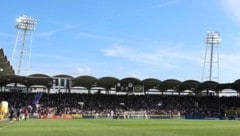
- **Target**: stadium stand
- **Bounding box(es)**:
[1,48,240,120]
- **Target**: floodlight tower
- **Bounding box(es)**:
[11,15,36,75]
[201,31,221,81]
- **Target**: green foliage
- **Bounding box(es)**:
[0,119,240,136]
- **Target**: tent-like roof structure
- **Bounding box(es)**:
[0,73,240,95]
[196,80,219,94]
[179,80,200,92]
[97,77,119,90]
[159,79,182,91]
[53,74,74,79]
[142,78,161,91]
[0,48,15,76]
[1,48,240,95]
[72,75,97,89]
[120,77,141,84]
[27,74,53,87]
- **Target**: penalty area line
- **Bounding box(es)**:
[0,121,17,130]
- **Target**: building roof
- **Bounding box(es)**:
[0,48,239,94]
[0,48,15,76]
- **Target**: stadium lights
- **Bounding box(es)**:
[203,31,221,81]
[205,31,221,44]
[16,15,36,31]
[13,15,37,75]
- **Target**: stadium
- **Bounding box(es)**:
[1,1,240,136]
[1,46,240,135]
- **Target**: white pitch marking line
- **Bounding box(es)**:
[0,121,17,130]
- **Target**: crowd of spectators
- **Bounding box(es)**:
[1,92,240,119]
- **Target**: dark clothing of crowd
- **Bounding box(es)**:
[1,92,240,118]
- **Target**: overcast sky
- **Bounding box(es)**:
[1,0,240,83]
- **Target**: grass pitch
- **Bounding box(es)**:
[1,119,240,136]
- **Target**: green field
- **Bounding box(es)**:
[1,119,240,136]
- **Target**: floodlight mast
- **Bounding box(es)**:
[202,31,221,81]
[13,15,36,75]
